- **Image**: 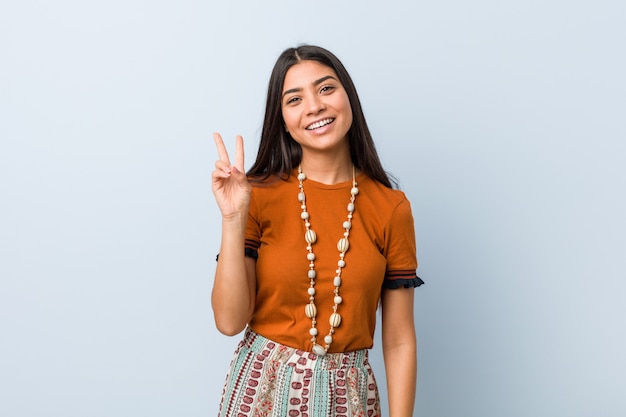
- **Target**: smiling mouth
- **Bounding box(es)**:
[305,118,335,130]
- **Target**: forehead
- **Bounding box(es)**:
[282,60,339,90]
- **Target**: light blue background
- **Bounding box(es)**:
[1,1,624,416]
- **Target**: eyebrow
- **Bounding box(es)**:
[282,75,338,98]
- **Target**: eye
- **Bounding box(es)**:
[320,85,336,94]
[285,96,300,105]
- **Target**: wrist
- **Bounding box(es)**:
[221,208,248,223]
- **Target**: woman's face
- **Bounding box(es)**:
[281,60,353,156]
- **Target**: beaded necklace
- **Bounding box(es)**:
[297,165,358,356]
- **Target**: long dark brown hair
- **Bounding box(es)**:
[247,45,396,188]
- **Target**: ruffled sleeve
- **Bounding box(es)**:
[383,271,424,289]
[381,195,424,289]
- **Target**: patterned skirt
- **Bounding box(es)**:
[218,328,381,417]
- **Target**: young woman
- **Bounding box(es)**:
[212,45,423,417]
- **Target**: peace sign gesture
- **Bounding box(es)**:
[211,133,251,219]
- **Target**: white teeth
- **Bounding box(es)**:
[306,118,334,130]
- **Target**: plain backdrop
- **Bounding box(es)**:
[1,1,625,416]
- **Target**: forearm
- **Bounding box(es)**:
[383,340,417,417]
[381,288,417,417]
[211,213,255,335]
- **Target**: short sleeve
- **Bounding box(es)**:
[382,196,424,289]
[244,187,261,259]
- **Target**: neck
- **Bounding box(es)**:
[299,150,353,184]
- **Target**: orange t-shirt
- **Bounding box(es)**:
[245,171,420,352]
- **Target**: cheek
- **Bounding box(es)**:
[282,109,296,127]
[340,94,353,119]
[343,100,353,125]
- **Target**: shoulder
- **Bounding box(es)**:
[247,173,297,214]
[249,173,293,194]
[359,175,412,213]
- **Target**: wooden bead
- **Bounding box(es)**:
[305,303,317,318]
[305,229,317,244]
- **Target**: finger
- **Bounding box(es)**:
[212,167,231,182]
[234,135,245,173]
[213,132,231,165]
[215,159,232,173]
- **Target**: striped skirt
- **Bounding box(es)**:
[218,328,381,417]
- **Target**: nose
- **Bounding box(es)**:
[306,95,325,115]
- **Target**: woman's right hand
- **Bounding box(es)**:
[211,133,256,335]
[212,133,251,219]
